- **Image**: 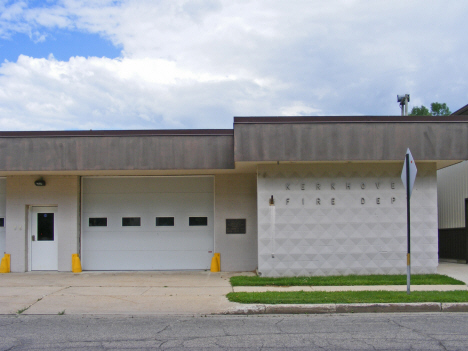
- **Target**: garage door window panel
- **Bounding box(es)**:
[89,217,107,227]
[156,217,174,226]
[189,217,208,226]
[122,217,141,227]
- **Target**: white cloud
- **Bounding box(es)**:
[0,0,468,130]
[280,102,321,117]
[0,54,286,130]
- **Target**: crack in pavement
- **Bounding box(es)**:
[357,337,378,351]
[155,324,171,335]
[15,286,71,315]
[389,317,448,351]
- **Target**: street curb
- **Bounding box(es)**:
[441,302,468,312]
[223,302,468,315]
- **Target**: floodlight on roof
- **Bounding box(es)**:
[397,94,410,116]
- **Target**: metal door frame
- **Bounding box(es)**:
[28,205,58,271]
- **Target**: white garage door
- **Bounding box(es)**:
[81,177,214,270]
[0,178,5,256]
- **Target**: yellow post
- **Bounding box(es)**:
[210,253,221,272]
[0,254,11,273]
[72,254,82,273]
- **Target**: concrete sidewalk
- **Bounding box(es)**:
[0,262,467,316]
[437,261,468,284]
[0,271,251,316]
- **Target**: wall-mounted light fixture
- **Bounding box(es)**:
[34,178,46,186]
[269,195,275,206]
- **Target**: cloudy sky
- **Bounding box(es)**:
[0,0,467,131]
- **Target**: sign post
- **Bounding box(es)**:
[401,148,417,294]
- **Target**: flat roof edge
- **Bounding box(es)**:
[0,129,234,138]
[234,116,468,123]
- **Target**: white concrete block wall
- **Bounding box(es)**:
[214,174,258,271]
[437,161,468,229]
[257,163,438,277]
[6,176,80,272]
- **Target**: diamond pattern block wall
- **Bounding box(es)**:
[257,163,438,277]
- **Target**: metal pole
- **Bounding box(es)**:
[406,153,411,294]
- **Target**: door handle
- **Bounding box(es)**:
[32,235,36,241]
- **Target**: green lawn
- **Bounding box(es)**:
[227,290,468,304]
[230,274,465,287]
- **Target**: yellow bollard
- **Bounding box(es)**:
[72,254,82,273]
[0,254,10,273]
[210,253,221,272]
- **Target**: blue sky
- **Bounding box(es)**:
[0,0,467,131]
[0,31,121,62]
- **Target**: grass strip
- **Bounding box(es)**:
[230,274,465,287]
[227,290,468,304]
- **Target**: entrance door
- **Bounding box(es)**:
[31,206,58,270]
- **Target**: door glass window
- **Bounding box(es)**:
[0,218,4,227]
[37,213,54,241]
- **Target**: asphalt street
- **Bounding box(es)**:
[0,313,467,350]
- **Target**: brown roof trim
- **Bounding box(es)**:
[0,129,234,138]
[234,116,468,123]
[451,104,468,116]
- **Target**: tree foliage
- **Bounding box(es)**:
[430,102,451,116]
[409,106,430,116]
[409,102,451,116]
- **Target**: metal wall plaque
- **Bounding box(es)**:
[226,219,246,234]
